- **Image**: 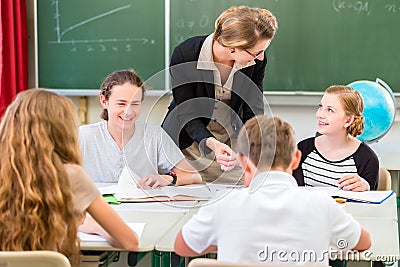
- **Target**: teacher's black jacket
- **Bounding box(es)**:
[162,35,267,152]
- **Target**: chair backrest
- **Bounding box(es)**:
[378,167,392,191]
[188,258,261,267]
[0,251,70,267]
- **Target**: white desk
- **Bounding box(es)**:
[81,183,197,252]
[80,199,200,267]
[354,218,398,262]
[88,184,399,265]
[343,191,397,219]
[154,193,399,264]
[341,194,399,261]
[83,182,200,252]
[156,204,201,252]
[80,209,185,252]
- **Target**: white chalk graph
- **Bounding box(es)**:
[48,0,155,46]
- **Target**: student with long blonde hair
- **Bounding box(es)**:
[0,89,138,267]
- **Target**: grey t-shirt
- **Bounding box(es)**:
[79,121,185,183]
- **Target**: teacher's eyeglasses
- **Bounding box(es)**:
[244,49,264,59]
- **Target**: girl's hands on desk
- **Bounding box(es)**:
[338,174,370,191]
[206,137,237,171]
[137,174,172,189]
[79,215,111,240]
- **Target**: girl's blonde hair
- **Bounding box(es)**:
[213,6,278,49]
[326,85,365,137]
[0,89,82,266]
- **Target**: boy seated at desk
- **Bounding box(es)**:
[79,69,201,188]
[174,116,371,265]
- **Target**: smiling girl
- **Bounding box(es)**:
[79,69,201,188]
[293,85,379,191]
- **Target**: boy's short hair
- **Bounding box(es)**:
[237,116,296,170]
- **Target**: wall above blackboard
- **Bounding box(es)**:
[37,0,400,92]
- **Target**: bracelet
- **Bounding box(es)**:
[166,171,177,186]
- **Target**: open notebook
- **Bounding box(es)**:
[106,167,213,202]
[304,187,394,204]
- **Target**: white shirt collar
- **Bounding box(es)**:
[197,34,256,71]
[249,170,299,193]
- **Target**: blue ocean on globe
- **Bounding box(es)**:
[348,79,396,143]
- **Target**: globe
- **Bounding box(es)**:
[347,79,396,143]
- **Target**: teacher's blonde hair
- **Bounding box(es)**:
[213,6,278,50]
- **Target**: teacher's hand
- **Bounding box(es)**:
[206,137,237,171]
[338,174,370,192]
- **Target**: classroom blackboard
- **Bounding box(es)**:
[37,0,165,90]
[171,0,400,92]
[37,0,400,92]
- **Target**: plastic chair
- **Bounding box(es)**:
[188,258,262,267]
[377,167,392,191]
[0,251,70,267]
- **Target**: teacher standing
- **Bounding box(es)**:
[162,6,278,184]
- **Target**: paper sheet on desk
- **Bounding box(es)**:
[97,168,146,197]
[206,183,243,192]
[99,185,118,195]
[304,187,394,204]
[78,223,145,242]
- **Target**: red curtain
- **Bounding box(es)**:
[0,0,28,117]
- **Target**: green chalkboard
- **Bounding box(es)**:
[38,0,400,92]
[170,0,400,92]
[37,0,165,90]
